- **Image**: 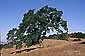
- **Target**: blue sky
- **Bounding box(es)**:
[0,0,85,43]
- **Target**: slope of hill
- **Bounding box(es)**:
[1,39,85,56]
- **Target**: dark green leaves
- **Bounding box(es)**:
[7,5,68,48]
[6,28,17,45]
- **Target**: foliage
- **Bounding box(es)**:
[0,43,13,49]
[69,32,85,39]
[7,6,68,48]
[47,33,67,40]
[0,44,3,49]
[6,28,17,45]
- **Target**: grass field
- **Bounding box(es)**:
[1,38,85,56]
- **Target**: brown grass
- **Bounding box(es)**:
[1,39,85,56]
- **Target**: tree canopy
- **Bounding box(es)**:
[7,6,68,48]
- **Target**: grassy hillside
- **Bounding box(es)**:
[1,38,85,56]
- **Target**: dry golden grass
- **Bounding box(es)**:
[1,39,85,56]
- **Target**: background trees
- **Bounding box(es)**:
[69,32,85,39]
[7,6,68,48]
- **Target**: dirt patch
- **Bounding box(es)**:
[41,39,70,47]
